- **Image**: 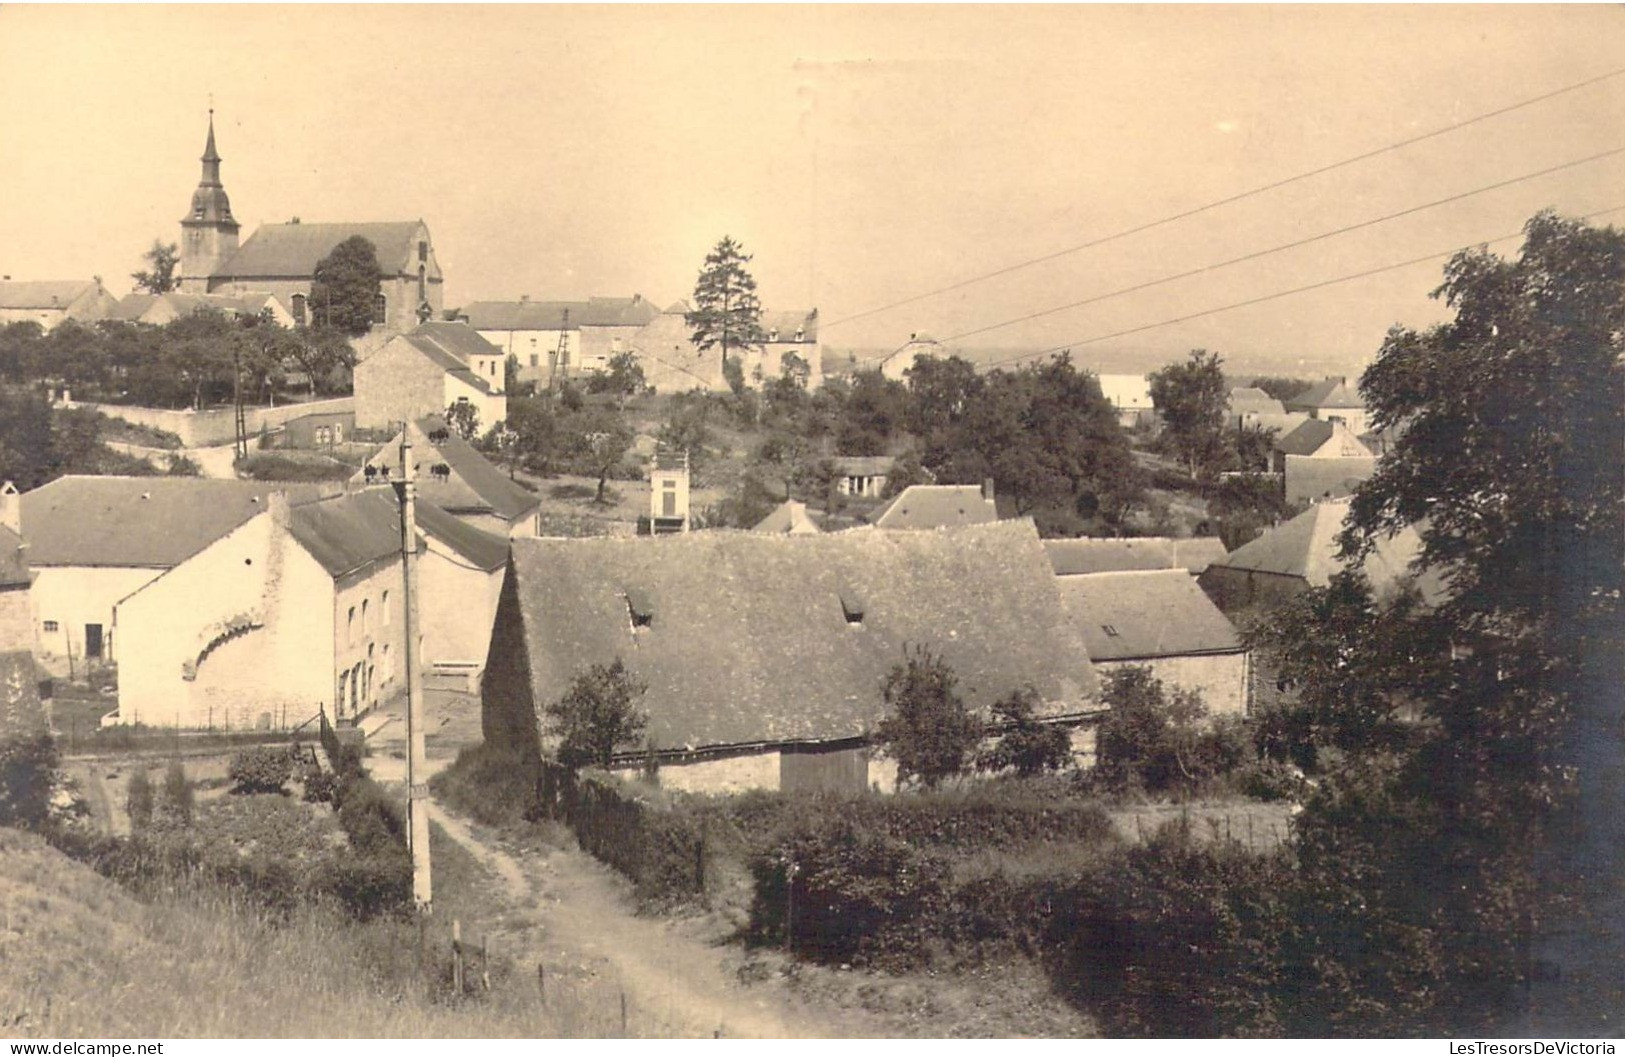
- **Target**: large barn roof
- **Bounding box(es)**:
[505,519,1099,752]
[1056,570,1242,661]
[1044,536,1227,576]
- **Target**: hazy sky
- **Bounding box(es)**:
[2,5,1622,373]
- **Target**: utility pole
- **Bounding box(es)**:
[395,424,432,917]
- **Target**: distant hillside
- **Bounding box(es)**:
[825,345,1365,382]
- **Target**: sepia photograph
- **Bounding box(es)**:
[0,2,1621,1042]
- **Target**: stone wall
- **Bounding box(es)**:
[83,396,354,447]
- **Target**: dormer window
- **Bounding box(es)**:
[839,590,865,626]
[769,329,779,341]
[625,588,654,630]
[795,328,805,341]
[1101,624,1120,638]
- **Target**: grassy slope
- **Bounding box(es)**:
[0,825,591,1038]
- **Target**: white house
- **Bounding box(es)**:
[15,476,329,676]
[0,279,117,331]
[113,490,507,729]
[877,333,944,382]
[462,295,659,384]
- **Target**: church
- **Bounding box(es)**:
[174,113,445,335]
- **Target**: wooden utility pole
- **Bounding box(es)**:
[396,425,432,915]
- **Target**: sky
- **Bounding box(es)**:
[2,5,1623,377]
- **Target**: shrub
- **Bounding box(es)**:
[1095,667,1250,797]
[228,746,294,794]
[126,769,155,830]
[0,732,57,830]
[977,686,1073,776]
[429,744,543,828]
[748,810,951,967]
[872,647,984,789]
[337,776,406,856]
[317,853,412,922]
[162,761,193,824]
[545,659,648,769]
[568,771,706,906]
[303,768,340,805]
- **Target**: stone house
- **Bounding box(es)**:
[354,416,540,537]
[627,301,823,393]
[113,490,506,729]
[0,279,117,331]
[353,322,507,432]
[462,295,660,385]
[482,519,1102,795]
[1227,387,1285,428]
[1056,569,1250,716]
[1284,377,1372,438]
[1270,418,1372,473]
[15,476,328,676]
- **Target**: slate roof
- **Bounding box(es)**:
[1286,378,1364,411]
[414,497,511,572]
[871,485,996,530]
[1207,499,1446,603]
[1284,455,1379,505]
[1056,570,1243,661]
[1274,418,1336,456]
[1044,536,1228,576]
[752,500,821,535]
[288,489,407,578]
[761,309,819,342]
[394,324,496,394]
[505,519,1099,752]
[0,280,100,310]
[108,291,279,323]
[1244,412,1312,437]
[355,417,539,522]
[216,221,435,279]
[20,477,328,568]
[0,525,29,588]
[1229,387,1285,417]
[832,456,894,478]
[462,296,659,331]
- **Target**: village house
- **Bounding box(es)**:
[1044,536,1228,578]
[1284,377,1373,437]
[1227,386,1286,428]
[113,489,507,730]
[1097,374,1158,429]
[877,333,944,382]
[461,295,659,385]
[832,455,893,498]
[0,279,117,331]
[1270,418,1373,473]
[870,482,997,530]
[108,290,294,328]
[172,114,444,335]
[752,499,820,535]
[14,476,329,676]
[1056,569,1250,716]
[482,519,1102,795]
[280,409,356,451]
[353,322,507,432]
[354,416,540,537]
[627,301,823,392]
[1198,497,1444,613]
[0,489,42,737]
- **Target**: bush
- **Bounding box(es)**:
[126,769,155,830]
[568,771,707,906]
[162,761,193,824]
[317,853,412,922]
[977,687,1074,776]
[0,732,58,830]
[228,746,294,794]
[303,768,340,805]
[1095,667,1251,797]
[429,744,543,828]
[873,648,983,789]
[337,776,406,857]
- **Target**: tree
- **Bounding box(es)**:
[131,240,179,294]
[976,686,1072,776]
[444,400,480,442]
[587,351,646,402]
[879,449,930,500]
[285,326,356,397]
[904,353,983,441]
[562,405,634,503]
[751,430,809,501]
[1149,349,1229,478]
[545,659,649,769]
[686,236,766,372]
[309,236,385,337]
[872,648,983,789]
[0,732,57,831]
[1094,666,1209,794]
[126,768,155,829]
[1336,211,1625,1031]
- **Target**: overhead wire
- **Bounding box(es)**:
[819,65,1625,331]
[934,146,1625,345]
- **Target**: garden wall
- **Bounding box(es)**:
[82,397,354,447]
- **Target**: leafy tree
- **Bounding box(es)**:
[161,307,238,409]
[976,686,1072,776]
[1149,349,1229,478]
[284,325,356,398]
[879,449,930,500]
[561,405,634,503]
[587,350,646,402]
[836,368,909,456]
[504,354,523,395]
[0,732,57,831]
[126,768,155,829]
[0,388,60,489]
[751,430,809,500]
[309,236,385,336]
[546,659,649,769]
[686,236,766,372]
[872,648,983,789]
[0,322,45,382]
[1334,211,1625,1031]
[1094,667,1245,795]
[904,353,983,441]
[1250,375,1313,403]
[131,239,180,294]
[503,394,558,475]
[444,400,480,442]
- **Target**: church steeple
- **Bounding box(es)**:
[178,109,241,293]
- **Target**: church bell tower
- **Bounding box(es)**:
[177,110,240,293]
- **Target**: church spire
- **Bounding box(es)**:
[178,108,240,293]
[201,108,221,178]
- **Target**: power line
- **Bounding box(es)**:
[821,65,1625,332]
[938,146,1625,345]
[969,203,1625,373]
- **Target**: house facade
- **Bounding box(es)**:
[463,295,659,385]
[1270,418,1373,473]
[832,456,892,498]
[16,477,326,676]
[482,519,1102,795]
[353,323,507,432]
[1284,378,1372,438]
[0,280,117,331]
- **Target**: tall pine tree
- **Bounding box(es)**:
[686,236,766,373]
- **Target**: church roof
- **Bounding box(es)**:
[215,221,436,280]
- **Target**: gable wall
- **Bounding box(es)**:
[355,339,453,430]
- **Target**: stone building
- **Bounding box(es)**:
[0,280,117,331]
[353,322,506,432]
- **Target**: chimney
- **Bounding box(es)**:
[0,481,18,535]
[981,478,996,504]
[289,217,301,225]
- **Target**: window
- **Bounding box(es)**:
[291,293,306,326]
[418,240,428,262]
[361,599,369,633]
[348,606,356,645]
[372,293,388,325]
[42,620,58,633]
[1101,624,1120,638]
[530,353,539,367]
[381,590,390,626]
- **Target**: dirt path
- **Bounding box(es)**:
[427,802,854,1038]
